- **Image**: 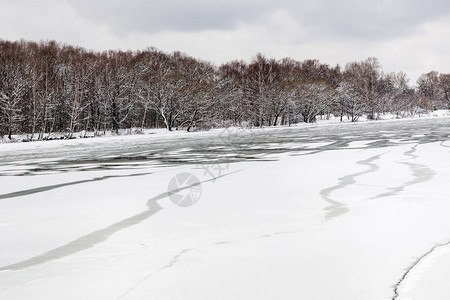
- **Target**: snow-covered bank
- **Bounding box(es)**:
[0,118,449,299]
[1,109,449,145]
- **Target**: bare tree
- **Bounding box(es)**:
[244,54,280,127]
[216,60,248,126]
[438,73,450,109]
[0,41,29,139]
[336,81,364,122]
[137,50,183,131]
[417,71,441,110]
[293,81,334,123]
[344,57,382,119]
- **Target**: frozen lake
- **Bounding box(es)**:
[0,117,449,299]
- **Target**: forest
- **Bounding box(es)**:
[0,39,449,140]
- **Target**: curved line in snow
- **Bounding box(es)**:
[0,170,240,272]
[392,240,450,300]
[320,152,384,221]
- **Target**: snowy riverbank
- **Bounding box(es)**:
[1,109,449,145]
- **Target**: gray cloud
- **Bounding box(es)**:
[298,0,450,40]
[67,0,450,41]
[68,0,277,32]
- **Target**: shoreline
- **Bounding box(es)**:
[1,109,449,146]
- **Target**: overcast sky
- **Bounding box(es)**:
[1,0,449,82]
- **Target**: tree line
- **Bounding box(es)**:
[0,40,449,140]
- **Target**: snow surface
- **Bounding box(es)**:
[0,117,449,299]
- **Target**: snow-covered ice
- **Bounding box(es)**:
[0,117,449,299]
